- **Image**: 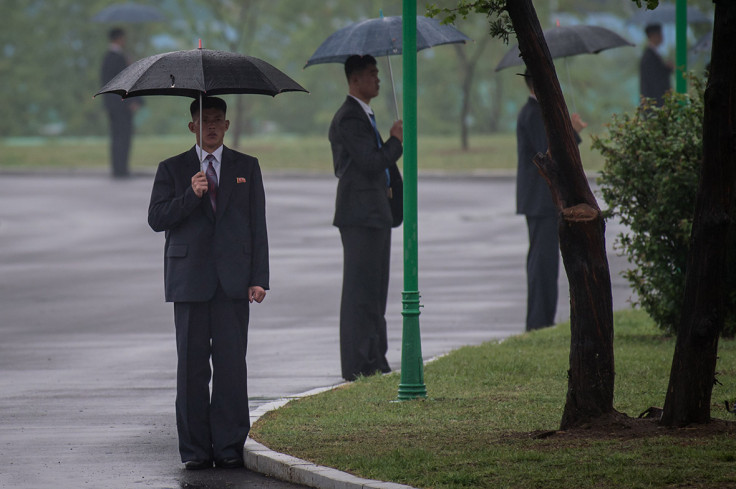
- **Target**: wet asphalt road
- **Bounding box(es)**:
[0,171,632,488]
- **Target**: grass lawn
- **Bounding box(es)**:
[0,133,606,174]
[250,309,736,489]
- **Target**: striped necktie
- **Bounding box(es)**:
[205,154,218,211]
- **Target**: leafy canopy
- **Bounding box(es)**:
[426,1,512,43]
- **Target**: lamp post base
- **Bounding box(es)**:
[397,290,427,400]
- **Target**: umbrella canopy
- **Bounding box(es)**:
[495,25,634,71]
[628,2,711,25]
[304,15,470,67]
[96,48,307,99]
[92,2,165,23]
[691,31,712,54]
[95,46,307,162]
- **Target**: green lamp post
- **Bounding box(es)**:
[675,0,687,94]
[397,0,427,400]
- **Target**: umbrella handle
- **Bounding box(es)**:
[379,8,400,121]
[198,93,203,163]
[198,41,203,164]
[386,56,400,121]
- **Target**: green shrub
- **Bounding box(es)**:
[593,76,735,338]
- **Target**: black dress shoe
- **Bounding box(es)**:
[216,457,244,469]
[184,459,212,470]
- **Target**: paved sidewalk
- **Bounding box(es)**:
[0,172,632,488]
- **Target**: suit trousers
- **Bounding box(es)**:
[173,284,250,462]
[107,108,132,178]
[525,215,560,331]
[339,226,392,381]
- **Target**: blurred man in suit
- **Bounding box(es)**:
[516,71,586,331]
[329,55,403,381]
[640,23,674,106]
[101,27,140,178]
[148,96,269,470]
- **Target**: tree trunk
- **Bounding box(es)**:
[454,36,489,151]
[231,97,252,150]
[216,0,260,150]
[488,77,503,133]
[661,1,736,427]
[505,0,616,430]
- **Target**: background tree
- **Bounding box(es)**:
[431,0,617,430]
[0,0,114,137]
[429,0,494,150]
[453,34,491,150]
[187,0,262,149]
[6,0,713,141]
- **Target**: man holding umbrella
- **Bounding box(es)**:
[148,96,269,470]
[516,70,586,331]
[329,55,403,381]
[100,27,141,178]
[96,43,304,468]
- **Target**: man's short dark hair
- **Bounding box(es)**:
[108,28,125,42]
[190,97,227,119]
[344,54,377,80]
[645,23,662,37]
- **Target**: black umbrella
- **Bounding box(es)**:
[495,25,633,113]
[690,31,712,54]
[628,2,711,25]
[305,15,470,119]
[495,24,634,71]
[96,48,307,98]
[92,2,164,23]
[95,44,307,161]
[305,15,470,67]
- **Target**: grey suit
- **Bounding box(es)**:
[148,145,269,463]
[329,96,402,380]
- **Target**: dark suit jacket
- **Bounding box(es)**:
[148,146,269,302]
[516,97,555,217]
[101,49,141,115]
[329,96,403,229]
[639,46,672,105]
[516,96,581,217]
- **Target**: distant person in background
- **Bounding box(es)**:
[101,27,141,178]
[516,70,586,331]
[639,23,674,106]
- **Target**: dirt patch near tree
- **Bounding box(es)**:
[519,410,736,442]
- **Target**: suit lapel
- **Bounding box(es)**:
[186,146,201,176]
[346,97,377,144]
[216,147,236,219]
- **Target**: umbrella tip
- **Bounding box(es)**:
[198,39,202,49]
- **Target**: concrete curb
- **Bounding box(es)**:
[244,385,417,489]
